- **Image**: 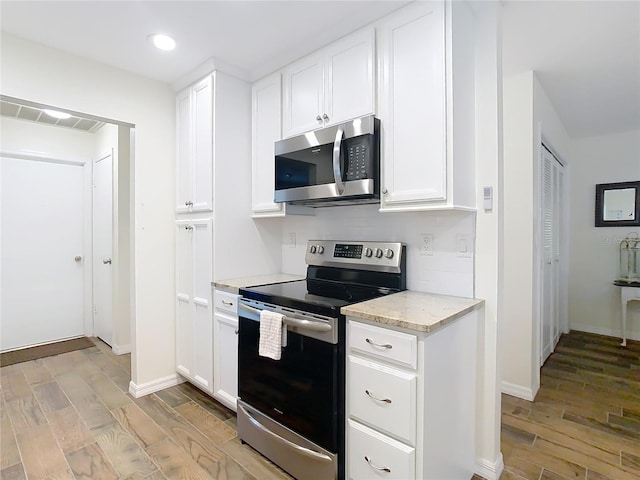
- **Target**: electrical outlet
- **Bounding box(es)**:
[288,232,296,248]
[420,234,434,256]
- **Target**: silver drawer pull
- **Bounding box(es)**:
[365,338,393,349]
[364,456,391,473]
[365,390,392,404]
[222,300,234,307]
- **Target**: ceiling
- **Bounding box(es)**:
[0,98,105,133]
[502,0,640,138]
[1,1,638,139]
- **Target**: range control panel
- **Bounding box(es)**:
[305,240,404,273]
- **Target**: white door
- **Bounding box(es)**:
[283,54,324,137]
[175,220,194,378]
[0,156,84,351]
[191,76,213,212]
[251,72,285,216]
[94,152,113,346]
[175,87,192,213]
[378,2,447,208]
[324,28,375,126]
[541,145,565,363]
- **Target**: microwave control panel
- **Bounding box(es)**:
[345,137,373,181]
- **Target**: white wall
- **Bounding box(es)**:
[501,70,574,400]
[1,32,176,388]
[569,129,640,339]
[281,205,476,298]
[115,126,132,354]
[0,116,95,159]
[502,71,535,398]
[473,3,503,478]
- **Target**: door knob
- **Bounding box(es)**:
[74,256,82,262]
[103,258,112,265]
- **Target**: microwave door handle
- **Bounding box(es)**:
[332,126,345,195]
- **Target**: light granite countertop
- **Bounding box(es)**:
[211,273,305,294]
[341,290,484,334]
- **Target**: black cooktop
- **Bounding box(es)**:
[240,278,398,318]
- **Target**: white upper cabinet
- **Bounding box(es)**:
[282,28,375,138]
[175,75,213,214]
[377,1,476,212]
[251,72,286,217]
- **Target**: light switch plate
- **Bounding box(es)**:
[456,234,472,258]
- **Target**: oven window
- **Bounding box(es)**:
[238,316,338,451]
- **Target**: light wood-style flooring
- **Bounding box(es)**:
[0,339,292,480]
[500,330,640,480]
[3,331,638,480]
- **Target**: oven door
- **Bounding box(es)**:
[238,300,339,451]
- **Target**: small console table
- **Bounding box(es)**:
[614,281,640,346]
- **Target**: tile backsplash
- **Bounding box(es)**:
[280,204,476,298]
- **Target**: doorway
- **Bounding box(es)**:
[0,96,133,355]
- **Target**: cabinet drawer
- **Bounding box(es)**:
[349,356,416,445]
[214,290,239,315]
[348,419,415,480]
[349,321,417,369]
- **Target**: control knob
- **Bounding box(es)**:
[310,245,317,254]
[384,249,394,259]
[316,245,324,254]
[363,247,373,258]
[374,248,383,258]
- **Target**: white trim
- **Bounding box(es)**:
[128,374,185,398]
[111,343,131,355]
[501,380,536,401]
[533,122,543,373]
[570,325,640,343]
[0,149,90,166]
[475,452,504,480]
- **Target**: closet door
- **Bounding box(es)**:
[541,145,565,363]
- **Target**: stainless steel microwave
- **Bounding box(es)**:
[274,115,380,207]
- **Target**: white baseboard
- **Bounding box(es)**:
[570,324,640,342]
[112,343,131,355]
[475,452,504,480]
[501,381,536,401]
[129,374,185,398]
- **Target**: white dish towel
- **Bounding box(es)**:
[259,310,286,360]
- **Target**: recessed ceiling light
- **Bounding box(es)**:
[43,109,72,119]
[149,34,176,51]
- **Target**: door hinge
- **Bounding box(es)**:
[93,305,98,314]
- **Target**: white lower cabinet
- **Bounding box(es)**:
[348,355,416,445]
[213,289,239,411]
[176,218,213,393]
[347,312,477,479]
[348,420,415,480]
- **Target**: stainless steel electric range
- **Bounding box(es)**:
[237,240,406,480]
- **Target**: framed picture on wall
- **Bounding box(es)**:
[595,181,640,227]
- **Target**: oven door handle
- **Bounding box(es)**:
[238,404,333,463]
[239,303,332,333]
